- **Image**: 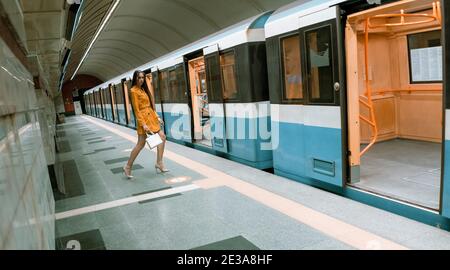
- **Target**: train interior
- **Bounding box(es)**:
[346,0,442,210]
[187,56,212,147]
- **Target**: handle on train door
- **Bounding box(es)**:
[334,82,340,92]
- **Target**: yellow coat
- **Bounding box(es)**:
[130,86,160,135]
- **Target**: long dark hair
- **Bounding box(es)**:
[131,70,155,110]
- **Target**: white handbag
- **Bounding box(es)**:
[146,132,163,149]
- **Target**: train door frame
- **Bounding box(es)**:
[100,88,104,119]
[343,0,445,212]
[95,89,100,118]
[338,5,350,189]
[182,58,194,144]
[88,93,92,116]
[121,79,130,126]
[109,83,117,122]
[144,71,156,110]
[439,0,449,217]
[204,44,229,153]
[185,50,213,147]
[93,91,98,117]
[96,90,101,118]
[99,88,106,119]
[105,87,110,121]
[151,68,167,134]
[166,62,192,143]
[124,79,136,128]
[112,84,120,124]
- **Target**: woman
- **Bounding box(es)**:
[123,70,169,179]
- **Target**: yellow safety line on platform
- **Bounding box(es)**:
[81,115,408,250]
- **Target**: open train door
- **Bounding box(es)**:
[299,5,346,187]
[203,44,228,153]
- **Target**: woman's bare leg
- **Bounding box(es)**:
[156,130,167,166]
[126,134,147,168]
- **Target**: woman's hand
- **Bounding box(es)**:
[143,124,151,133]
[158,117,164,124]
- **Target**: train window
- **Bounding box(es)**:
[176,65,187,101]
[305,25,334,104]
[408,30,442,83]
[220,51,238,100]
[159,70,169,101]
[281,35,303,101]
[169,69,178,101]
[115,84,124,115]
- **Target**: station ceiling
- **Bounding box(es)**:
[19,0,68,96]
[64,0,297,83]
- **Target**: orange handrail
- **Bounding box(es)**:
[371,88,442,95]
[359,1,441,158]
[360,19,378,157]
[368,2,441,28]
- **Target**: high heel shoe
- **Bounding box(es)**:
[123,165,134,179]
[155,164,169,173]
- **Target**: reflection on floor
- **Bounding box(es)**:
[356,139,441,210]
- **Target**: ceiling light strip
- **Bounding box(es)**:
[70,0,121,80]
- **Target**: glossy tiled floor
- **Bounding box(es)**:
[54,116,450,250]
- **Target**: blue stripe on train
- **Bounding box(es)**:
[162,112,273,169]
[104,108,113,121]
[224,116,273,167]
[116,108,129,125]
[272,121,342,187]
[162,112,191,140]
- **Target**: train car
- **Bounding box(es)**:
[144,12,274,169]
[84,12,274,169]
[266,0,450,225]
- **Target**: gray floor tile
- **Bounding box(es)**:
[100,222,142,250]
[95,208,127,227]
[56,213,99,238]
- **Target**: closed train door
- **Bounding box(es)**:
[204,44,228,153]
[299,6,345,187]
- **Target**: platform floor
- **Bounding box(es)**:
[357,139,441,210]
[54,115,450,250]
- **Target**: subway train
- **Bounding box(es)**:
[83,0,450,228]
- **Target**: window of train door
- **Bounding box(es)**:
[204,44,228,153]
[152,69,166,133]
[100,88,106,118]
[299,6,346,187]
